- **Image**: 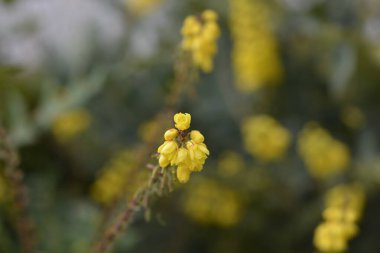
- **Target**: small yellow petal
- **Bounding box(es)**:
[198,143,210,156]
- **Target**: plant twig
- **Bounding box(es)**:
[91,165,170,253]
[0,127,36,253]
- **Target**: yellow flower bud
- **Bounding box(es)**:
[176,147,188,164]
[160,141,178,155]
[164,128,178,141]
[190,130,204,144]
[174,113,191,131]
[177,165,191,183]
[159,155,170,168]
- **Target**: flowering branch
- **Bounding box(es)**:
[92,111,210,253]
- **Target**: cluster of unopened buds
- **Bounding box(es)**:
[157,113,209,183]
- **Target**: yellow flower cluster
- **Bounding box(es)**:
[126,0,163,16]
[314,184,365,253]
[157,113,209,183]
[180,10,221,73]
[182,178,242,227]
[91,149,148,205]
[52,109,91,143]
[229,0,283,92]
[298,123,350,179]
[242,115,291,162]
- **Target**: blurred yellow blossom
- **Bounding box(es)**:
[126,0,163,16]
[138,119,160,143]
[314,184,365,253]
[298,123,350,179]
[52,109,91,143]
[242,115,291,162]
[229,0,283,92]
[217,151,245,177]
[182,178,242,227]
[91,149,149,205]
[180,10,221,73]
[314,221,349,253]
[324,184,365,224]
[157,113,209,183]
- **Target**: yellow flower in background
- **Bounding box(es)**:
[126,0,164,16]
[314,221,349,253]
[182,178,242,227]
[324,184,365,224]
[298,123,350,179]
[180,10,221,73]
[217,151,245,177]
[157,113,209,183]
[229,0,283,92]
[91,149,149,205]
[242,115,291,162]
[138,119,160,143]
[52,109,91,143]
[314,184,365,253]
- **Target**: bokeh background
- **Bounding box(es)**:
[1,0,380,252]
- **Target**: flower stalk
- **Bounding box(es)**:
[92,165,172,253]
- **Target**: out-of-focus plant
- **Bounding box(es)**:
[126,0,164,16]
[242,115,291,162]
[229,0,283,92]
[314,184,365,253]
[298,122,350,180]
[181,10,221,73]
[91,149,150,206]
[182,177,242,227]
[52,108,92,143]
[0,128,36,253]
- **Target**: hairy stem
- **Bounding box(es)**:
[92,166,168,253]
[0,127,36,253]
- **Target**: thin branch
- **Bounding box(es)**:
[0,127,36,253]
[91,165,169,253]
